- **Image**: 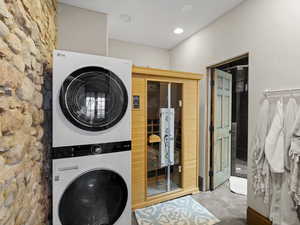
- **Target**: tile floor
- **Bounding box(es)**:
[132,183,247,225]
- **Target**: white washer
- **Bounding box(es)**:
[52,144,131,225]
[53,50,131,147]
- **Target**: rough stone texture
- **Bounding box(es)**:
[0,20,9,37]
[5,33,22,54]
[0,0,56,224]
[16,76,35,101]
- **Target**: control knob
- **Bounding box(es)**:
[92,145,103,154]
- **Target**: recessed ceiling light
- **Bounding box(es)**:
[182,4,193,13]
[120,14,132,23]
[173,28,184,34]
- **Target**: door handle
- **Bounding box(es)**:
[58,166,79,171]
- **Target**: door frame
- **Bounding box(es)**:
[204,53,249,191]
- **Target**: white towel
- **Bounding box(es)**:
[280,171,300,225]
[289,109,300,207]
[284,98,298,171]
[281,98,300,224]
[269,173,283,225]
[252,98,271,203]
[265,100,284,173]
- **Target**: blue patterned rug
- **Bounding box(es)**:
[135,195,220,225]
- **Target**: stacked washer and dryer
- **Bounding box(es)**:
[52,50,132,225]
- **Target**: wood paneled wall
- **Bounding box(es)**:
[132,66,203,209]
[132,75,147,205]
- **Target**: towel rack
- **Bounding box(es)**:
[264,88,300,97]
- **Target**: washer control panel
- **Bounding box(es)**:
[52,141,131,159]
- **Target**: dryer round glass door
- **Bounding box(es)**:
[59,170,128,225]
[60,66,128,131]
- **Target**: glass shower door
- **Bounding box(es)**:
[147,81,182,196]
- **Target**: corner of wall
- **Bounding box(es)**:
[57,3,108,56]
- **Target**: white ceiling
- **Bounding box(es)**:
[59,0,245,49]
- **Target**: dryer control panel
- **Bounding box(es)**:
[52,141,131,159]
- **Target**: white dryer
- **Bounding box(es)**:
[53,50,131,147]
[52,143,131,225]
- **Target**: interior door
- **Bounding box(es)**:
[212,69,232,189]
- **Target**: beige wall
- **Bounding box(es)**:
[57,3,108,56]
[109,39,170,70]
[57,6,170,68]
[170,0,300,217]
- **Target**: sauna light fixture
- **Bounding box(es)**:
[173,27,184,34]
[120,14,132,23]
[182,4,193,13]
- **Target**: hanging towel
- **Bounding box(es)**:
[289,110,300,207]
[281,98,300,224]
[280,171,300,225]
[252,98,271,203]
[265,100,284,173]
[284,98,298,171]
[269,173,283,225]
[159,108,175,168]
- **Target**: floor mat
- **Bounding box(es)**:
[135,195,220,225]
[230,176,247,196]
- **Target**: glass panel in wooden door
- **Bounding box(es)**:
[147,81,182,196]
[169,83,182,192]
[147,81,168,196]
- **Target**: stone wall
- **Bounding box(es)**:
[0,0,56,224]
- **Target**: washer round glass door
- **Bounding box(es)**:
[60,66,128,131]
[59,170,128,225]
